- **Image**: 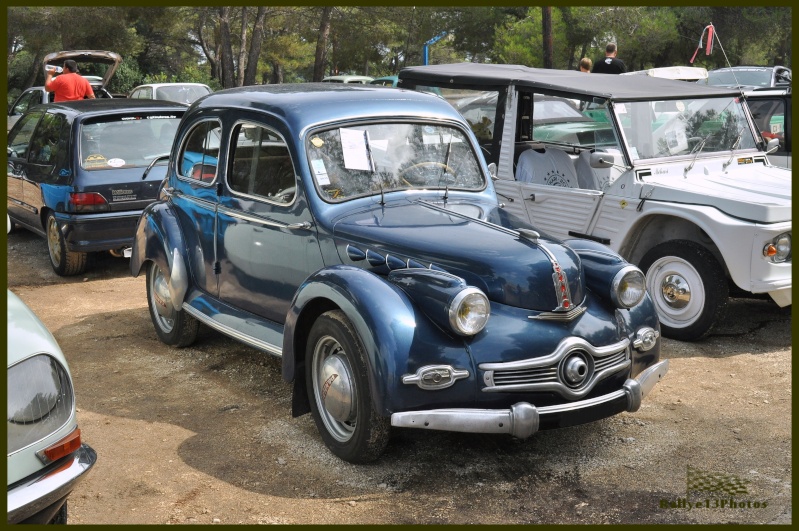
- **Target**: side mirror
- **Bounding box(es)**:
[590,152,615,168]
[487,162,497,180]
[765,137,780,154]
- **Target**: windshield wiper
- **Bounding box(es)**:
[683,133,711,176]
[722,130,743,171]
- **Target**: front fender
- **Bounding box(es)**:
[282,265,468,416]
[130,202,186,284]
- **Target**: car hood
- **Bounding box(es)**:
[43,50,122,88]
[332,199,585,312]
[641,158,792,223]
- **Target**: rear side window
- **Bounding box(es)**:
[178,120,222,183]
[28,112,68,166]
[228,123,296,204]
[7,110,43,158]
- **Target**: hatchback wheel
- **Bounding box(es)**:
[146,261,199,347]
[46,213,87,276]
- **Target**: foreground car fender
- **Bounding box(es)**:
[283,265,466,417]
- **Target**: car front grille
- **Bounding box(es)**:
[480,337,630,400]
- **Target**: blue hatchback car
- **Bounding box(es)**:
[130,84,668,463]
[7,99,186,276]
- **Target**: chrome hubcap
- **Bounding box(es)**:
[312,335,357,442]
[660,274,691,309]
[149,264,175,332]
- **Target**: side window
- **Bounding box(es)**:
[228,123,296,204]
[28,113,68,167]
[7,110,43,159]
[748,99,785,149]
[11,91,38,116]
[178,120,222,183]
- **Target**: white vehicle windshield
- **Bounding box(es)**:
[306,122,486,202]
[616,96,757,161]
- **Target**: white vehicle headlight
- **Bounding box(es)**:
[448,287,490,336]
[763,232,791,263]
[611,266,646,309]
[7,354,74,454]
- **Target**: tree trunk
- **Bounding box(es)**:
[542,6,553,69]
[24,49,45,88]
[244,6,268,86]
[270,61,283,84]
[313,6,333,81]
[218,7,236,88]
[197,10,219,84]
[237,6,249,87]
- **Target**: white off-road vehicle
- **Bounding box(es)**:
[399,63,791,340]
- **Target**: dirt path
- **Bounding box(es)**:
[7,229,792,524]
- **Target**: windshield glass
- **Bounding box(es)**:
[80,114,181,170]
[616,97,757,161]
[706,69,771,87]
[306,122,486,202]
[156,85,211,104]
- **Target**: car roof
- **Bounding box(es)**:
[399,63,743,101]
[38,99,188,118]
[133,83,211,89]
[322,75,374,82]
[193,83,468,130]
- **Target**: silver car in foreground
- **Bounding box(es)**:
[7,290,96,524]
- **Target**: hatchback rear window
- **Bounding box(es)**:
[80,114,181,170]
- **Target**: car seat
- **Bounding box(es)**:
[515,147,578,187]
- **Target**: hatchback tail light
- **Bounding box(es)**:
[69,192,109,212]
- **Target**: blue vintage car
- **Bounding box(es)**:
[130,84,668,463]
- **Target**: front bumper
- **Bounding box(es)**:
[391,359,669,438]
[7,443,97,524]
[54,210,143,253]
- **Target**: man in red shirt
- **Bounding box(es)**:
[44,60,95,102]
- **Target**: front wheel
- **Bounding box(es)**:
[46,213,87,276]
[639,240,728,341]
[306,310,390,463]
[146,261,198,347]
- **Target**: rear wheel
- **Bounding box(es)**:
[306,310,390,463]
[46,213,87,276]
[146,261,198,347]
[640,240,728,341]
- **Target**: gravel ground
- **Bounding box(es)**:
[6,228,792,525]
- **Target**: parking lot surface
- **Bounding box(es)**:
[7,229,792,524]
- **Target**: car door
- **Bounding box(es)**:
[7,110,44,230]
[171,118,224,297]
[24,111,70,220]
[216,119,322,324]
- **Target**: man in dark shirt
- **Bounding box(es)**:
[592,43,627,74]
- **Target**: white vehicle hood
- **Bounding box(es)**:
[640,157,791,223]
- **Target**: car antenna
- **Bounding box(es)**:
[690,23,746,99]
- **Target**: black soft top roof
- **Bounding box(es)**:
[399,63,742,102]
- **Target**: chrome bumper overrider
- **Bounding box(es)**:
[390,359,669,438]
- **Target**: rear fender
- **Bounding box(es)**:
[129,202,189,308]
[283,265,433,417]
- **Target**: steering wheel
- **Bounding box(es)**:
[398,161,457,186]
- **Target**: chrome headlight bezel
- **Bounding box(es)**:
[448,287,491,336]
[610,265,647,309]
[763,232,791,263]
[7,354,75,454]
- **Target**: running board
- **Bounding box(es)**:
[182,290,284,357]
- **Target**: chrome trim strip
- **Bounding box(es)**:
[181,303,283,357]
[480,337,629,371]
[529,305,587,321]
[216,204,312,231]
[390,359,668,438]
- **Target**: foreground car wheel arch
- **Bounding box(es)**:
[639,240,728,341]
[305,310,390,463]
[146,261,199,347]
[46,212,87,276]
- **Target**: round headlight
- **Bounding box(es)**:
[763,232,791,263]
[7,354,74,454]
[611,266,646,308]
[448,287,490,336]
